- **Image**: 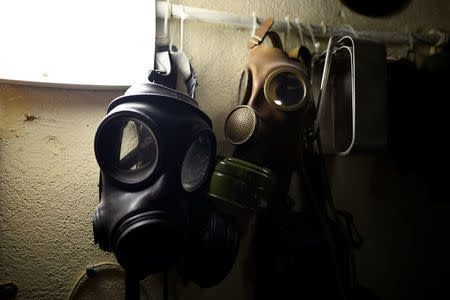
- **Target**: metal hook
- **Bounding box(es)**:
[408,31,414,52]
[251,12,257,37]
[404,24,416,61]
[407,31,416,62]
[163,0,171,37]
[284,16,290,49]
[304,23,319,54]
[180,5,187,51]
[321,20,327,36]
[294,18,305,46]
[311,35,340,140]
[428,29,449,55]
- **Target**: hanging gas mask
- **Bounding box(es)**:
[92,44,239,287]
[224,18,313,171]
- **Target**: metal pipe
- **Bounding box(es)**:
[156,1,446,46]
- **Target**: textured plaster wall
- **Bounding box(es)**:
[1,0,450,299]
[0,86,122,299]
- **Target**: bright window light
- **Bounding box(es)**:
[0,0,156,88]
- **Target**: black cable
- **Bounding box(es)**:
[302,129,348,299]
[315,131,337,214]
[125,272,140,300]
[314,129,364,292]
[163,271,168,300]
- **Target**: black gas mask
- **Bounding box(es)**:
[92,44,239,287]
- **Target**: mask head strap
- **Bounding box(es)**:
[247,18,283,50]
[148,44,198,98]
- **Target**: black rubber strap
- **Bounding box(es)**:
[148,44,198,98]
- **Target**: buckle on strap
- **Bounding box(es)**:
[247,18,274,49]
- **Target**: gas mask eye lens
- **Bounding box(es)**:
[116,121,157,170]
[96,115,160,185]
[273,72,305,106]
[181,131,214,192]
[115,119,158,173]
[119,121,139,166]
[264,69,309,111]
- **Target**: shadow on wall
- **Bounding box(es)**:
[325,47,450,300]
[327,150,450,300]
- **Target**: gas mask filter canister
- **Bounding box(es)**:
[92,45,239,287]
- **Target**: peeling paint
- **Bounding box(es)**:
[24,114,37,121]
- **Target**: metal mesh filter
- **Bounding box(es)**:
[225,106,257,145]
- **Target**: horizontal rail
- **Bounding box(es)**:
[156,1,447,46]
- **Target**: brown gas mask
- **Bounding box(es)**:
[224,18,312,171]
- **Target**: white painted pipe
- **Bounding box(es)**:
[156,0,446,46]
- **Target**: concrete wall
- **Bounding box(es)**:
[1,0,450,299]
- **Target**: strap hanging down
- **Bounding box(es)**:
[148,44,198,98]
[171,48,198,98]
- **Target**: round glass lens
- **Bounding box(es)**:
[181,132,213,191]
[115,119,158,173]
[268,71,305,108]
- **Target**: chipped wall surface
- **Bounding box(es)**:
[1,0,450,299]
